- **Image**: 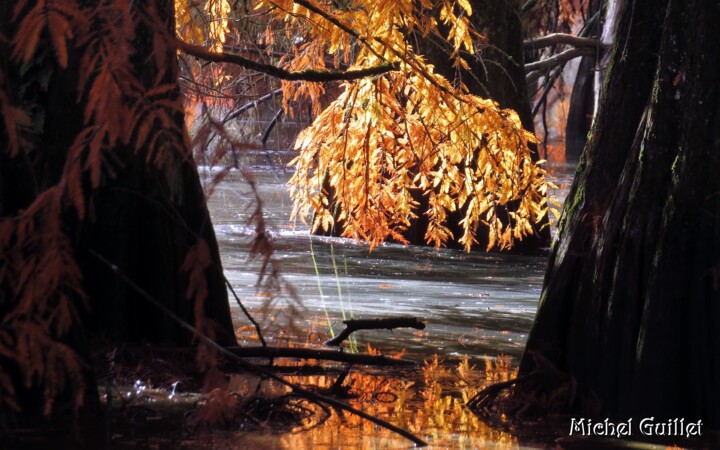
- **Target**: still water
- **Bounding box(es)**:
[207,153,574,361]
[202,154,577,449]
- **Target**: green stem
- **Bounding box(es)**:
[310,237,334,337]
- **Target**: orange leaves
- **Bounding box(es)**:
[289,60,548,251]
[183,239,212,306]
[439,0,477,60]
[175,0,231,49]
[0,74,32,156]
[11,0,46,64]
[0,185,87,416]
[254,0,546,251]
[11,0,86,68]
[1,0,196,417]
[182,238,216,365]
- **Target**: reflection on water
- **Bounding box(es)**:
[273,357,520,449]
[183,356,528,449]
[207,158,574,361]
[200,155,576,448]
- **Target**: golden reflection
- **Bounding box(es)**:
[229,355,523,449]
[227,319,522,448]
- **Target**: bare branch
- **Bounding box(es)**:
[524,33,606,50]
[223,88,283,123]
[525,47,595,74]
[226,345,416,366]
[173,38,399,82]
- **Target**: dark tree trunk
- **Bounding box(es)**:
[564,54,595,161]
[0,0,237,417]
[74,1,236,346]
[520,0,720,426]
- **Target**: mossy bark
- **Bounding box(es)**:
[520,0,720,425]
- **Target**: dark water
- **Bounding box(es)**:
[206,153,575,362]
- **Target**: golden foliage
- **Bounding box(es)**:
[267,356,519,449]
[175,0,232,52]
[253,0,549,251]
[174,0,548,252]
[171,0,549,252]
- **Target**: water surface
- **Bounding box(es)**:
[206,155,574,362]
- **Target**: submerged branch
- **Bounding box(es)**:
[88,250,427,447]
[228,346,416,366]
[225,276,267,347]
[324,317,426,347]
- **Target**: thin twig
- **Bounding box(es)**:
[224,276,267,347]
[261,108,284,147]
[222,88,283,123]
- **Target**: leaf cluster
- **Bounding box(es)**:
[257,0,550,251]
[175,1,550,251]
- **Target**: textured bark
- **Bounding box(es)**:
[520,0,720,425]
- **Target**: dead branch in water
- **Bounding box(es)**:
[89,250,428,447]
[324,317,426,347]
[226,346,416,366]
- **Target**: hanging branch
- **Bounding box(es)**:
[224,277,267,347]
[531,66,563,116]
[261,108,284,147]
[173,38,399,82]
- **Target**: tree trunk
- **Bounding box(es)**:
[0,0,236,417]
[519,0,720,426]
[77,1,235,346]
[565,0,601,162]
[564,55,595,161]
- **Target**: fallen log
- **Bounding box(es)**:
[324,317,426,347]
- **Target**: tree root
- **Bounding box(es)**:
[466,351,602,436]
